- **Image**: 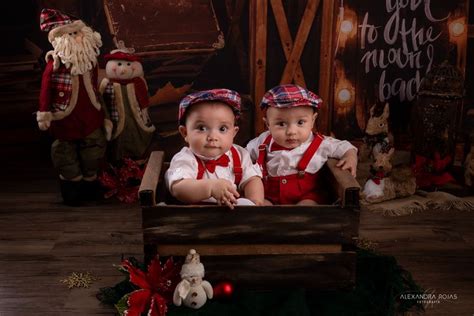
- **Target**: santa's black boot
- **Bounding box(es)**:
[59,180,82,206]
[81,179,103,201]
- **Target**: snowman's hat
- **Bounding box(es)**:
[180,249,205,279]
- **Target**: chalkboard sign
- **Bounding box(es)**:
[332,0,469,141]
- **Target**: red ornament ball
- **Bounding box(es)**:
[213,281,234,298]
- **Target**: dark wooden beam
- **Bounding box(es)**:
[251,0,268,134]
[280,0,320,84]
[318,0,337,134]
[270,0,307,87]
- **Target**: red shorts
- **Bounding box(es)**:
[264,172,326,204]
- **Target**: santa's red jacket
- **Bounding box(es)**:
[38,59,104,141]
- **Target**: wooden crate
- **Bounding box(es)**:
[139,151,360,290]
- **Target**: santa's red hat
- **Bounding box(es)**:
[40,8,86,43]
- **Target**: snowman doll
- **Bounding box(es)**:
[173,249,213,309]
[99,47,155,162]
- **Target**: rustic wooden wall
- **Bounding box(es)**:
[2,0,474,156]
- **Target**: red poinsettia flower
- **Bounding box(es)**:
[99,158,146,203]
[122,257,181,316]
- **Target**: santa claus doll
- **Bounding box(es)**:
[37,9,106,205]
[99,48,155,162]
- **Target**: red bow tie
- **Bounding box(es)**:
[201,154,230,173]
[270,142,292,152]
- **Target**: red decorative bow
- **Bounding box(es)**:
[121,256,181,316]
[412,152,454,188]
[202,154,230,173]
[270,142,292,152]
[370,170,386,185]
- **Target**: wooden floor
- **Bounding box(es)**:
[0,145,473,315]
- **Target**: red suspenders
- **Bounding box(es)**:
[230,146,242,185]
[257,135,272,178]
[257,133,324,178]
[196,146,242,186]
[296,134,324,176]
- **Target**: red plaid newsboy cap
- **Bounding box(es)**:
[260,84,323,110]
[178,89,241,124]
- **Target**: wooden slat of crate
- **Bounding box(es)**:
[142,205,359,245]
[149,247,356,289]
[156,244,342,255]
[150,244,356,289]
[202,252,356,289]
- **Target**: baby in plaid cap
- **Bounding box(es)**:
[165,89,264,208]
[246,84,358,205]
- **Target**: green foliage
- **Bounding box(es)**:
[97,279,136,305]
[114,293,130,316]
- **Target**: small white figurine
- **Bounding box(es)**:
[173,249,213,309]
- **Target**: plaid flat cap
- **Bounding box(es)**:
[178,89,241,124]
[260,84,323,110]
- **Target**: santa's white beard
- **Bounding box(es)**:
[48,26,102,75]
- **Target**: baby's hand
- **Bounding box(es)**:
[336,149,358,177]
[210,179,240,209]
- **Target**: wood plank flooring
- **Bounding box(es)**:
[0,145,473,315]
[360,210,474,316]
[0,190,142,316]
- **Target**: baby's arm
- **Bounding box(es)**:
[322,136,358,177]
[237,144,265,205]
[171,179,240,209]
[242,176,265,206]
[336,148,358,177]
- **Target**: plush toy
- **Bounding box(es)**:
[359,103,394,162]
[173,249,213,309]
[37,9,106,205]
[99,46,155,162]
[362,147,416,203]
